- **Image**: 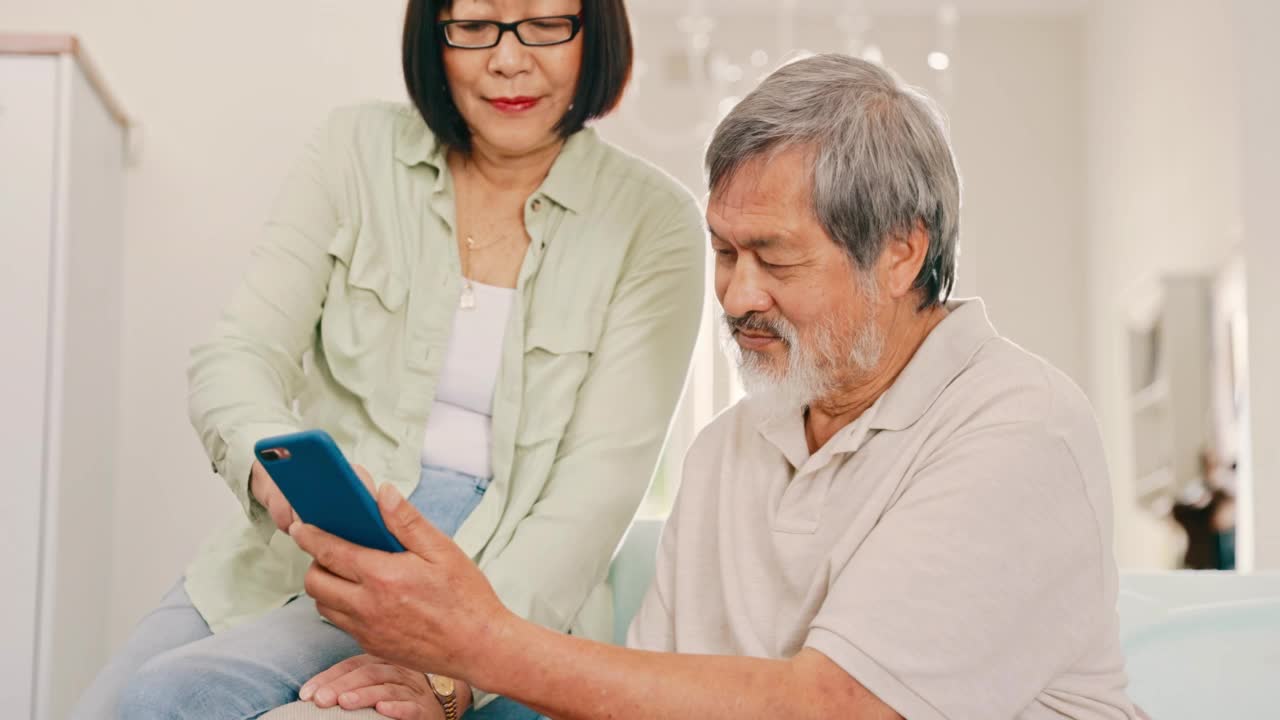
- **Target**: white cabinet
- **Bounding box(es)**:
[0,35,129,720]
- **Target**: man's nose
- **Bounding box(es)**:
[719,261,772,319]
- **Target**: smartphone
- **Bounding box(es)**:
[254,429,404,552]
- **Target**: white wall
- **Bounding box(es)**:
[1235,0,1280,570]
[6,0,1089,691]
[1083,0,1245,568]
[936,15,1087,385]
[4,0,414,656]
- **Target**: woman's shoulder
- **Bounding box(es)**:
[309,101,432,163]
[574,130,702,227]
[320,100,416,127]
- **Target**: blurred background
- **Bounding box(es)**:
[3,0,1278,717]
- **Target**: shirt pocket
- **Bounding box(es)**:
[319,225,409,405]
[328,224,409,312]
[516,324,597,448]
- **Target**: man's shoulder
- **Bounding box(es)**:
[928,334,1112,505]
[946,334,1097,438]
[678,397,782,488]
[686,398,757,462]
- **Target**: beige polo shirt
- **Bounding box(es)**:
[628,299,1137,720]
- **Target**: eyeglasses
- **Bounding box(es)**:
[439,15,583,49]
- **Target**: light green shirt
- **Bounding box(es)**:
[184,103,705,661]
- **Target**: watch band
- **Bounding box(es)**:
[438,694,459,720]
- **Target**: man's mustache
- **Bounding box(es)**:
[723,312,792,344]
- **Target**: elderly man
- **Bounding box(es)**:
[278,54,1138,720]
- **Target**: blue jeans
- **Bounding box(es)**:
[71,465,541,720]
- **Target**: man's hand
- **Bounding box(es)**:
[249,461,297,534]
[289,482,512,681]
[298,654,468,720]
[290,484,904,720]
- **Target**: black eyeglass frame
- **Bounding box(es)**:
[438,14,585,49]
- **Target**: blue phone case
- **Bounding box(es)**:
[254,429,404,553]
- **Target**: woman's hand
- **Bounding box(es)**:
[249,461,297,534]
[251,460,377,534]
[299,654,460,719]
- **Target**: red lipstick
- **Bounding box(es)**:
[489,96,540,113]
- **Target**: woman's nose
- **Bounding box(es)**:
[489,29,533,77]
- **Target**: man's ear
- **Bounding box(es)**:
[879,219,930,300]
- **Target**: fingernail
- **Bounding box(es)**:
[298,683,314,701]
[339,692,357,706]
[315,688,335,706]
[379,483,404,508]
[288,521,301,536]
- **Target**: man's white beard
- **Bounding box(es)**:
[724,285,884,411]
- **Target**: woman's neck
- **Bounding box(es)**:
[450,136,565,195]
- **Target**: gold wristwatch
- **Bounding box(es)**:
[425,674,459,720]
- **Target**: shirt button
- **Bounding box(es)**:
[531,198,543,212]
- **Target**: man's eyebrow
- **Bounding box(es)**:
[709,228,777,250]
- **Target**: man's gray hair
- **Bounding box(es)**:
[707,53,961,308]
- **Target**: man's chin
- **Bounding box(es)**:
[736,354,784,390]
[739,366,818,412]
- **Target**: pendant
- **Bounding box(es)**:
[460,283,476,310]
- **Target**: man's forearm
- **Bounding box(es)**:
[466,613,888,720]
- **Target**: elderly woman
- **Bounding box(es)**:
[71,1,704,718]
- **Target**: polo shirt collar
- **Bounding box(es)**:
[754,298,997,461]
[868,298,996,433]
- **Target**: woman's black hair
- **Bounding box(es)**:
[402,0,634,152]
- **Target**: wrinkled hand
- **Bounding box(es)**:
[298,654,448,720]
[289,481,511,681]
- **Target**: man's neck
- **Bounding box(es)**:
[805,302,949,452]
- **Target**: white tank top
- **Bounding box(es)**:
[420,281,516,478]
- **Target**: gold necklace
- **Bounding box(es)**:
[459,234,506,310]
